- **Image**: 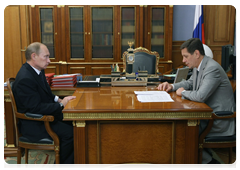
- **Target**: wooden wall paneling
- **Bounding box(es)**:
[91,66,113,75]
[4,6,25,81]
[45,64,59,75]
[59,63,68,74]
[51,5,60,62]
[85,5,91,62]
[158,63,172,74]
[143,6,148,49]
[204,5,235,46]
[213,6,235,44]
[29,6,39,43]
[68,65,86,75]
[211,47,222,64]
[172,41,184,69]
[135,6,140,49]
[19,5,30,64]
[114,6,120,62]
[167,6,173,62]
[139,6,144,47]
[58,5,66,62]
[204,5,235,67]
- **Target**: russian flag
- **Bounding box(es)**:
[193,5,205,44]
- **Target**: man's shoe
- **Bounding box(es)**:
[203,158,222,168]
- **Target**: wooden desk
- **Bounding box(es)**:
[63,86,213,164]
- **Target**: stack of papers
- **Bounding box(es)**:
[45,73,55,85]
[52,74,77,87]
[134,91,174,103]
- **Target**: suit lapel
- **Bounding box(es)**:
[196,56,208,90]
[24,63,49,93]
[193,68,198,90]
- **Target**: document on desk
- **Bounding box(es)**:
[134,91,174,102]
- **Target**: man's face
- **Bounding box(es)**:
[33,45,50,71]
[181,48,198,69]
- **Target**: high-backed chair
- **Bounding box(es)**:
[7,78,60,164]
[122,47,160,74]
[198,87,238,168]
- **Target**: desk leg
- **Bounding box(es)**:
[185,120,199,164]
[73,121,86,164]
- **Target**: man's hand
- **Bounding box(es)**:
[176,87,185,96]
[61,96,76,106]
[156,82,173,92]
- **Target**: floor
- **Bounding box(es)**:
[212,148,236,164]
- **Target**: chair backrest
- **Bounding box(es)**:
[123,47,160,74]
[6,78,19,146]
[203,44,213,58]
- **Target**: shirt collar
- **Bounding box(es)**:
[197,59,203,72]
[29,64,41,75]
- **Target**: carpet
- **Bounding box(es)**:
[4,150,55,164]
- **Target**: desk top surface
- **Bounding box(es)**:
[63,86,212,114]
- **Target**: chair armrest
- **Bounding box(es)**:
[16,112,54,122]
[25,112,43,119]
[199,111,236,144]
[213,111,236,119]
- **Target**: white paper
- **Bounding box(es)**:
[163,74,176,77]
[79,78,100,83]
[134,91,174,102]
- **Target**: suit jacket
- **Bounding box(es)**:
[173,56,235,137]
[12,62,62,142]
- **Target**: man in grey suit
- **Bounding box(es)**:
[157,38,235,164]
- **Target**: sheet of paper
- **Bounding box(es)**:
[163,74,176,77]
[79,78,100,83]
[134,91,174,102]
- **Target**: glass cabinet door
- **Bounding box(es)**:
[121,7,136,55]
[69,7,84,59]
[151,7,165,58]
[91,7,113,59]
[40,8,55,58]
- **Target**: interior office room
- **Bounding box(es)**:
[4,5,236,165]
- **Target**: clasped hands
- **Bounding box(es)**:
[156,82,185,97]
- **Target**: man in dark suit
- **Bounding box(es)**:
[12,42,76,164]
[157,38,235,164]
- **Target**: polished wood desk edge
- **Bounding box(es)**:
[63,111,213,121]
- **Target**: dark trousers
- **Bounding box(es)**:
[50,121,74,164]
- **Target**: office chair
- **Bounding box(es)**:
[198,87,238,168]
[122,47,160,74]
[203,44,213,59]
[7,78,60,164]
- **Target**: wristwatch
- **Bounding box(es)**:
[59,102,64,110]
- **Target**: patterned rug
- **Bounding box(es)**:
[4,150,55,164]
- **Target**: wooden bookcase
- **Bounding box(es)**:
[29,5,173,76]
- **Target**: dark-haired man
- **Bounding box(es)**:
[157,38,235,164]
[13,42,76,164]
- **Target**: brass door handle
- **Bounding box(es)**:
[21,47,26,52]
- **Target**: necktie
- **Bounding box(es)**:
[39,72,47,89]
